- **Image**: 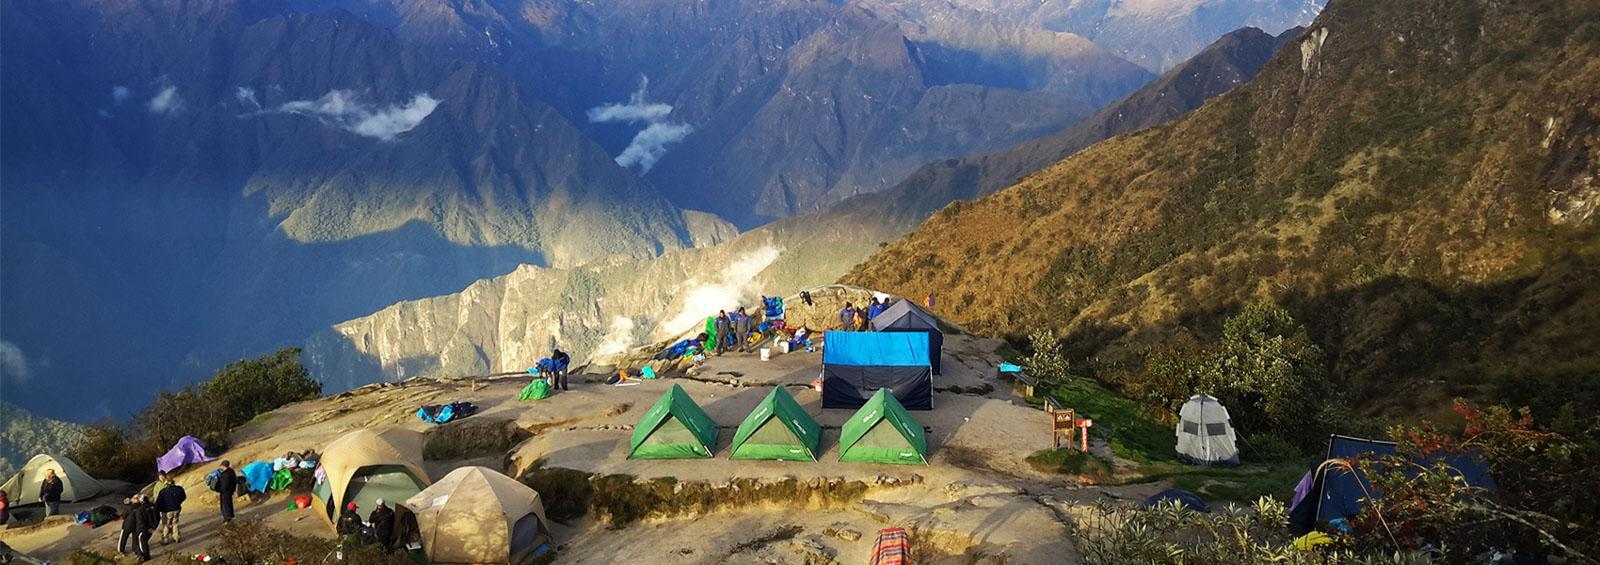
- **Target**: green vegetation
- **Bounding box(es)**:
[1022,330,1070,386]
[72,348,321,482]
[1025,448,1115,481]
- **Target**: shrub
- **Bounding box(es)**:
[201,348,321,429]
[1024,329,1071,386]
[1025,448,1115,481]
[211,518,406,564]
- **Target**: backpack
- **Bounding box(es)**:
[205,469,222,492]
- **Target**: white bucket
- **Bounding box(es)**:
[778,341,791,354]
[760,348,771,361]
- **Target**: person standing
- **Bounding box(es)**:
[136,494,158,561]
[118,495,143,557]
[713,311,732,356]
[839,302,855,331]
[154,472,185,544]
[369,499,396,553]
[213,460,238,523]
[551,348,572,391]
[734,307,753,352]
[39,469,64,517]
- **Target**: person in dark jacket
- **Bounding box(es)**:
[39,470,64,517]
[713,311,732,356]
[137,496,158,561]
[336,502,365,548]
[153,472,185,544]
[734,307,754,352]
[839,303,857,331]
[119,495,152,559]
[212,460,237,523]
[551,348,572,391]
[368,499,397,552]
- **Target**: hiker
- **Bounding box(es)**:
[734,307,754,352]
[552,348,572,391]
[119,495,153,560]
[924,293,935,308]
[39,469,63,517]
[0,489,10,527]
[369,498,396,553]
[154,471,185,544]
[800,290,814,306]
[138,494,158,560]
[714,311,732,356]
[867,297,885,320]
[336,502,364,547]
[840,302,856,331]
[213,460,237,523]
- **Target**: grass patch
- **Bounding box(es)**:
[1042,378,1173,464]
[1026,448,1116,482]
[1144,460,1314,503]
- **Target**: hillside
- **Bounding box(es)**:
[0,402,85,478]
[305,27,1296,388]
[846,0,1600,415]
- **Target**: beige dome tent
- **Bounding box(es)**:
[1,453,105,505]
[404,466,551,564]
[311,427,431,527]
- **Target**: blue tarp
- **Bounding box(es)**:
[823,331,929,367]
[999,363,1023,373]
[418,402,478,424]
[241,461,274,493]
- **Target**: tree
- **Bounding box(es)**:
[1025,329,1071,386]
[200,348,321,429]
[1203,302,1329,442]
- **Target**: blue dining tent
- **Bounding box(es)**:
[821,331,932,410]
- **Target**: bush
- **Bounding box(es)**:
[1074,497,1432,564]
[1026,448,1115,481]
[1024,329,1071,386]
[201,348,321,429]
[211,519,407,564]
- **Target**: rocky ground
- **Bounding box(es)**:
[2,308,1166,563]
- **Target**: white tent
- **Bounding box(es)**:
[1175,395,1240,466]
[0,453,106,505]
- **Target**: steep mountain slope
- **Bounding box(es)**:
[884,26,1299,208]
[0,0,723,419]
[306,27,1296,388]
[865,0,1324,72]
[0,402,86,478]
[846,0,1600,414]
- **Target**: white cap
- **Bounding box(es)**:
[376,498,385,506]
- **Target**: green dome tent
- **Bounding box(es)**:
[838,389,927,465]
[628,384,719,459]
[730,387,821,461]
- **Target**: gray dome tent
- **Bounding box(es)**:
[869,299,944,374]
[1175,395,1239,466]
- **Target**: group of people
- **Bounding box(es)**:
[116,472,186,560]
[839,297,887,331]
[712,307,757,355]
[536,348,572,391]
[335,498,419,553]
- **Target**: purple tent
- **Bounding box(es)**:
[156,435,216,473]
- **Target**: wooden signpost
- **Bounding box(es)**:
[1052,408,1077,450]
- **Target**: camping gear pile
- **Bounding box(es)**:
[821,330,934,410]
[0,454,105,505]
[74,505,120,527]
[1174,395,1239,466]
[519,378,552,401]
[655,335,708,360]
[156,436,216,474]
[417,401,478,424]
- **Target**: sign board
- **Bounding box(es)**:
[1052,408,1077,450]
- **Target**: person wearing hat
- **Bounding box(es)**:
[368,498,397,553]
[336,501,365,547]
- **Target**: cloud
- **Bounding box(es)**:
[587,77,674,123]
[616,122,694,173]
[657,246,782,336]
[592,316,638,357]
[265,90,440,141]
[111,86,130,105]
[0,341,29,384]
[588,75,692,173]
[235,87,260,110]
[148,85,183,114]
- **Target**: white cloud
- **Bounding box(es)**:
[587,77,674,123]
[267,90,439,141]
[111,86,130,105]
[616,122,693,173]
[235,86,260,110]
[592,316,638,357]
[588,75,692,173]
[657,246,782,336]
[148,85,183,114]
[0,341,29,384]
